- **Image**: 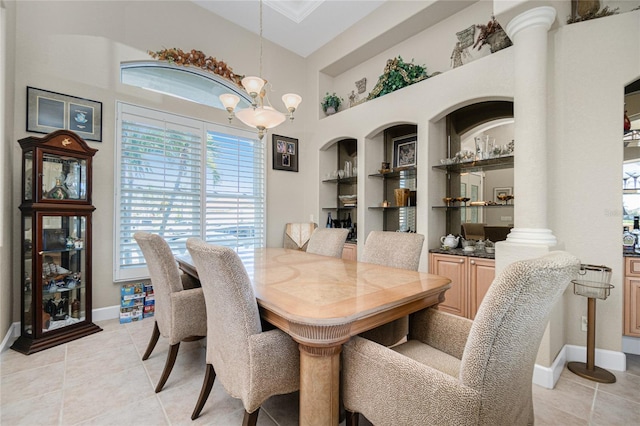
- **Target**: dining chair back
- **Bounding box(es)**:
[358,231,425,346]
[283,222,317,251]
[342,251,580,426]
[306,228,349,258]
[186,238,299,425]
[134,232,206,393]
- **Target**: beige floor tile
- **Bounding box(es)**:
[533,402,589,425]
[591,386,640,425]
[76,394,169,425]
[0,345,66,377]
[64,343,141,388]
[0,361,65,405]
[596,369,640,404]
[143,343,206,392]
[260,391,299,426]
[93,318,122,333]
[560,365,598,389]
[65,328,133,361]
[61,364,155,424]
[531,379,594,421]
[0,390,63,425]
[158,376,244,425]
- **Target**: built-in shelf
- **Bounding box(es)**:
[368,167,417,179]
[322,206,357,210]
[432,156,513,173]
[432,204,514,209]
[322,176,358,184]
[368,206,416,211]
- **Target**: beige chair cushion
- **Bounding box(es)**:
[186,238,300,413]
[134,232,206,344]
[306,228,349,258]
[342,251,580,426]
[359,231,425,346]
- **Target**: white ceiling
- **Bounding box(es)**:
[192,0,387,58]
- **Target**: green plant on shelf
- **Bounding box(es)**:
[368,56,429,100]
[321,92,343,114]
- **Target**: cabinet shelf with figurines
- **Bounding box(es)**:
[12,130,102,355]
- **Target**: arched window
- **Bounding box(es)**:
[120,61,252,111]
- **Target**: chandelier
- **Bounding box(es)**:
[219,0,302,140]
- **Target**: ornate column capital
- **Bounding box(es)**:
[505,6,556,40]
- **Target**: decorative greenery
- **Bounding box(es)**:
[367,56,429,100]
[567,6,618,24]
[148,48,244,86]
[321,92,343,113]
[473,16,511,51]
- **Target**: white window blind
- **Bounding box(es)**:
[114,103,265,281]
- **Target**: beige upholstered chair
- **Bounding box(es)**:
[134,232,207,393]
[306,228,349,258]
[359,231,425,347]
[186,238,300,424]
[283,222,317,251]
[342,251,580,426]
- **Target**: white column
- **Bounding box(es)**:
[505,6,557,246]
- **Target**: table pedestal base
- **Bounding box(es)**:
[299,345,341,426]
[567,361,616,383]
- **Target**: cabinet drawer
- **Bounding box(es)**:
[625,257,640,276]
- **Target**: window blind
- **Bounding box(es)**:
[114,103,265,281]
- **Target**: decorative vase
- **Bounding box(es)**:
[487,29,512,53]
[325,106,336,115]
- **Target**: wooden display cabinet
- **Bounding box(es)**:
[624,257,640,337]
[12,130,102,354]
[429,253,495,319]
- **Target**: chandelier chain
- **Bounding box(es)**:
[259,0,263,79]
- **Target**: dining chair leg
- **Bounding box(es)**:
[345,410,359,426]
[142,321,161,361]
[191,364,216,420]
[155,342,180,393]
[242,408,260,426]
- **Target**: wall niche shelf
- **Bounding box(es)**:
[368,166,417,179]
[432,156,513,173]
[432,204,514,210]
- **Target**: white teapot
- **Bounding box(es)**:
[440,234,459,248]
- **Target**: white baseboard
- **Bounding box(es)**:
[0,305,121,353]
[0,322,20,353]
[533,344,627,389]
[622,336,640,355]
[92,304,120,322]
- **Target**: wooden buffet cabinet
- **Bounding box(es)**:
[429,252,495,319]
[624,257,640,337]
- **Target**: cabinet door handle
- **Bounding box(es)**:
[470,260,476,265]
[459,259,464,263]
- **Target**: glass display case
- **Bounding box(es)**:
[12,130,101,354]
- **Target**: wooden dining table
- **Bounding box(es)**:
[176,247,450,426]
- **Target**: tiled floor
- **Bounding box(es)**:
[1,318,639,425]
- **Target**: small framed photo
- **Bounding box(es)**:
[393,134,417,168]
[493,186,513,202]
[272,134,298,172]
[27,86,102,142]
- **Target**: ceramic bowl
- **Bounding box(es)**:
[485,247,495,254]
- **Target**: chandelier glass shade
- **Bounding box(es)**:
[219,0,301,140]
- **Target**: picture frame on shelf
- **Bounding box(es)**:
[493,186,513,202]
[26,87,103,142]
[272,134,298,172]
[392,134,417,168]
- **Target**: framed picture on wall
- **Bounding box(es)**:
[392,134,417,169]
[272,134,298,172]
[26,87,103,142]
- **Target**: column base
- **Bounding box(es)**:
[506,227,557,245]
